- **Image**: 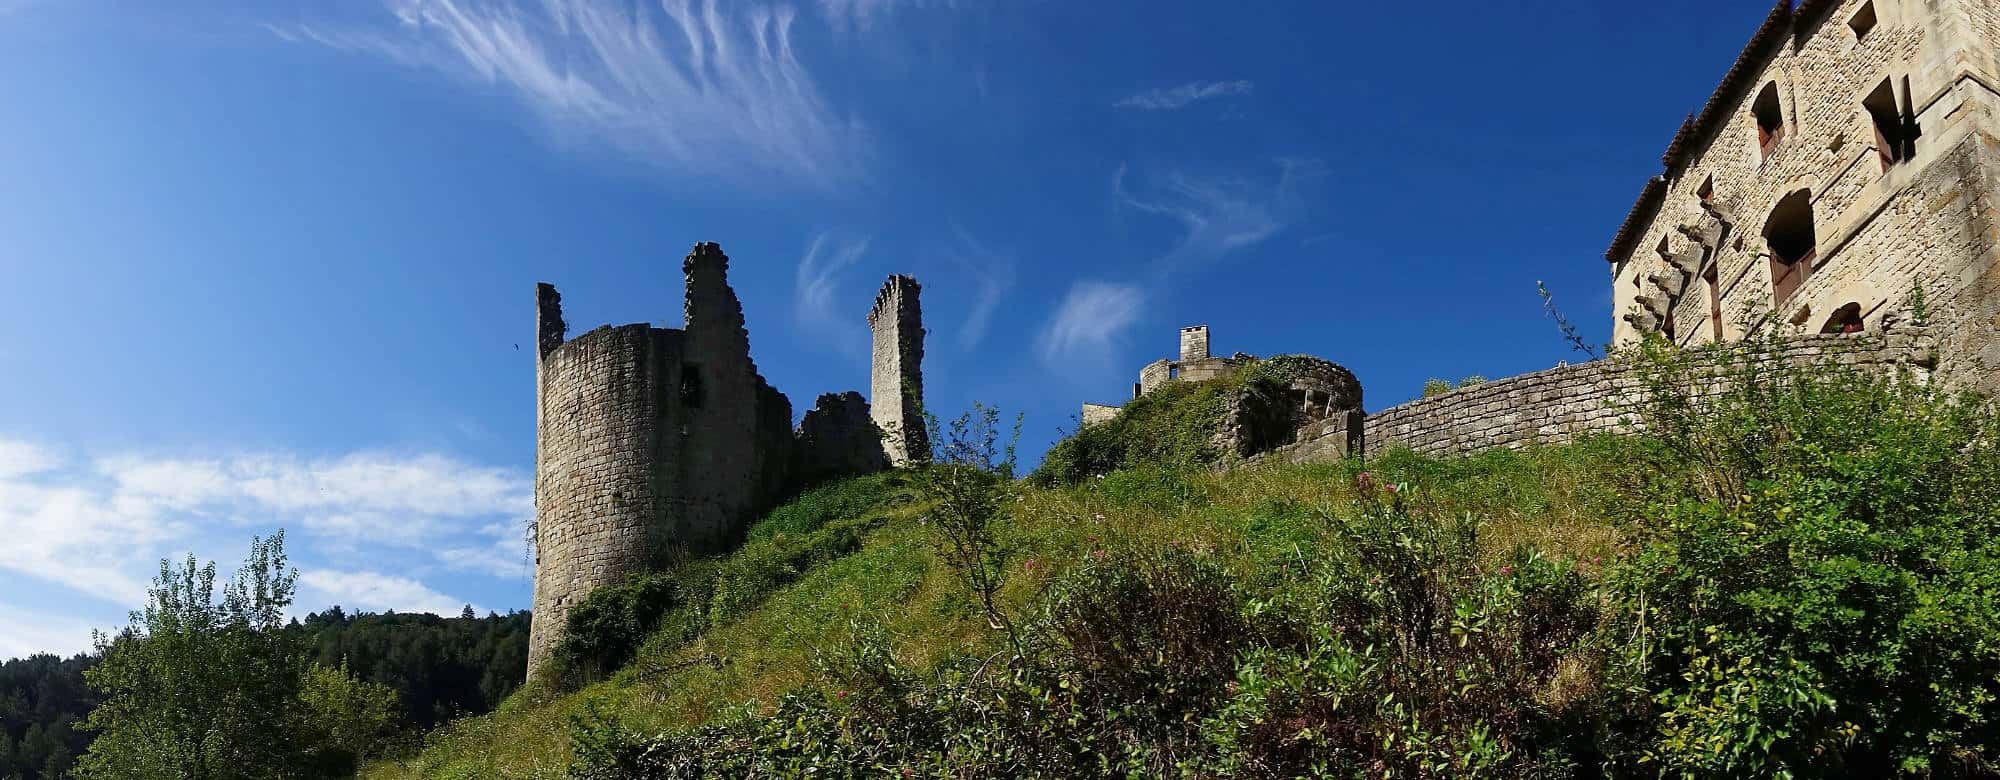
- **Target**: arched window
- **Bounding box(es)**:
[1821,302,1865,334]
[1764,190,1817,307]
[1754,82,1786,160]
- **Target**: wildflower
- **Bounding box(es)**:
[836,690,850,700]
[1092,512,1106,522]
[1356,471,1376,492]
[1024,559,1038,571]
[918,516,928,526]
[1385,483,1400,494]
[1091,549,1107,561]
[1499,565,1514,576]
[1591,555,1602,565]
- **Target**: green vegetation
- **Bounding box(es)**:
[369,335,2000,778]
[1422,375,1489,398]
[546,473,911,686]
[0,611,528,780]
[77,533,400,779]
[1033,371,1244,485]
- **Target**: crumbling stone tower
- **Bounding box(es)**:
[528,243,794,676]
[1607,0,2000,392]
[868,275,928,466]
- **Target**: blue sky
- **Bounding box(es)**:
[0,0,1774,657]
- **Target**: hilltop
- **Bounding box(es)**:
[364,339,2000,778]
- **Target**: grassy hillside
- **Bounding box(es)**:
[364,444,1626,779]
[365,336,2000,778]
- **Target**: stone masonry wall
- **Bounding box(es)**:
[1180,325,1210,362]
[869,275,928,466]
[1261,329,1937,463]
[680,243,790,553]
[1610,0,2000,395]
[529,243,821,680]
[795,391,887,483]
[529,320,686,674]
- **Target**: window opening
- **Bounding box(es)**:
[1754,83,1786,160]
[1764,190,1817,307]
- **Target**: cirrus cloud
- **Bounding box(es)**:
[272,0,881,189]
[1114,79,1254,111]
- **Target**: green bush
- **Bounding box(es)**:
[1204,480,1601,777]
[1609,334,2000,777]
[1034,369,1260,486]
[551,573,683,683]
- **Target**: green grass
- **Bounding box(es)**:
[359,441,1630,779]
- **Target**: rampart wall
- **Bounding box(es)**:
[1254,329,1938,464]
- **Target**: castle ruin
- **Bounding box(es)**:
[868,275,928,467]
[1607,0,1999,392]
[528,245,925,676]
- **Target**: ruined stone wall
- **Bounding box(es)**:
[1137,360,1174,396]
[1610,0,2000,394]
[869,275,928,466]
[529,320,687,674]
[1080,403,1121,427]
[795,392,887,482]
[680,243,791,552]
[1259,330,1935,463]
[528,243,826,680]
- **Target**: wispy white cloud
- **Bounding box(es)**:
[1114,79,1253,111]
[1112,158,1319,274]
[275,0,874,189]
[795,231,874,355]
[1038,281,1145,362]
[300,570,476,617]
[818,0,954,32]
[944,228,1016,349]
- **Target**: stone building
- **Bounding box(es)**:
[1606,0,1999,390]
[1133,325,1248,398]
[528,245,924,677]
[1084,325,1366,457]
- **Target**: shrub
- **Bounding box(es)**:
[551,573,683,683]
[1034,374,1243,486]
[1608,332,2000,777]
[1203,478,1601,777]
[1422,378,1454,398]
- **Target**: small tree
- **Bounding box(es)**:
[76,532,397,779]
[918,402,1024,648]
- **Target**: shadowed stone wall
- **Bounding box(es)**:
[869,275,928,466]
[795,391,887,482]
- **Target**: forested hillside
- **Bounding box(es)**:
[0,609,528,779]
